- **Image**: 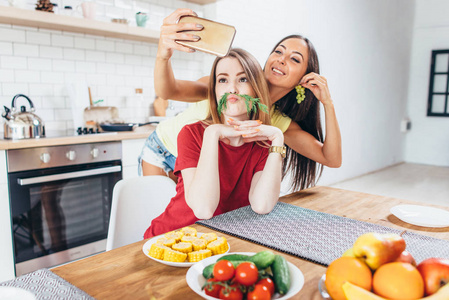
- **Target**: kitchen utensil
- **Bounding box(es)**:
[83,87,119,128]
[135,12,148,27]
[99,121,158,132]
[2,94,45,140]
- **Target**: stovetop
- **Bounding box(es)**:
[45,127,117,138]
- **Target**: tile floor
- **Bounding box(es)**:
[328,163,449,207]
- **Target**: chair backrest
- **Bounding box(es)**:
[106,175,177,251]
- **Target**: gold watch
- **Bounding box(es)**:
[269,146,286,158]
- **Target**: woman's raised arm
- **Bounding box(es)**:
[155,8,209,101]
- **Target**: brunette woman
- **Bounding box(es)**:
[140,9,341,191]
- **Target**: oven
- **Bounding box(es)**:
[7,142,122,276]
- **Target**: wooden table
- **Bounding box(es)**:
[52,186,449,300]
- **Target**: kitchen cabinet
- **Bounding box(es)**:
[0,6,159,43]
[0,150,15,282]
[121,138,146,180]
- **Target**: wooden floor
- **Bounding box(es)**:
[329,163,449,207]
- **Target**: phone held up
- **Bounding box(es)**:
[176,16,236,57]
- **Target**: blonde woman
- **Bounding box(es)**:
[144,49,284,238]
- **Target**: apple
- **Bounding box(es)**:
[352,232,406,270]
[417,258,449,296]
[394,250,417,266]
[342,248,355,257]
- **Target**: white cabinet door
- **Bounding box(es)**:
[121,139,146,180]
[0,150,15,281]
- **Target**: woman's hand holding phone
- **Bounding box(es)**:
[158,8,203,59]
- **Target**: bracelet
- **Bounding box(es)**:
[269,146,286,158]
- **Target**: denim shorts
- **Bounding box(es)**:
[138,131,177,176]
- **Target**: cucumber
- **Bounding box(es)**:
[249,251,276,270]
[202,263,215,279]
[202,260,252,279]
[218,251,275,270]
[271,255,291,295]
[217,254,252,262]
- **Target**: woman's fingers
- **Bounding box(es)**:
[228,119,262,127]
[163,8,197,24]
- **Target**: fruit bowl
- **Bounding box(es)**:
[318,274,332,300]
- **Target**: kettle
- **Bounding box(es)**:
[2,94,46,139]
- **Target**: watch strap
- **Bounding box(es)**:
[269,145,286,158]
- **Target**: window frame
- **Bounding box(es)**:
[427,49,449,117]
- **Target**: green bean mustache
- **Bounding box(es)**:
[217,93,268,117]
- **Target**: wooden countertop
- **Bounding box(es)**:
[52,186,449,300]
[0,125,155,150]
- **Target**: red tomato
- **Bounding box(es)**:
[247,284,271,300]
[256,278,275,296]
[213,260,235,281]
[234,262,258,286]
[204,278,223,298]
[219,283,243,300]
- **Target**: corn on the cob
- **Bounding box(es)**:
[163,248,187,262]
[188,249,212,262]
[164,231,183,242]
[207,237,228,255]
[180,227,197,237]
[172,242,192,254]
[156,237,176,247]
[201,232,217,244]
[191,238,207,251]
[181,236,197,243]
[148,243,170,260]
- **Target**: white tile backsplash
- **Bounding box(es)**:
[0,42,13,55]
[0,0,207,129]
[26,31,52,45]
[1,56,27,69]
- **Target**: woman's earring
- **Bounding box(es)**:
[295,84,305,104]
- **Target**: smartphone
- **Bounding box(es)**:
[176,16,236,57]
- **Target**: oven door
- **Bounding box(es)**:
[8,161,122,276]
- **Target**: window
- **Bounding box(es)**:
[427,50,449,116]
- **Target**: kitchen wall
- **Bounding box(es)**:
[208,0,415,191]
[1,0,444,185]
[0,0,208,132]
[405,0,449,167]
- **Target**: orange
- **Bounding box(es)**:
[373,262,424,299]
[325,257,372,300]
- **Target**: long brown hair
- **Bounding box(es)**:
[268,35,324,191]
[205,48,271,126]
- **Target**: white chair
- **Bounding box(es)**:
[106,175,177,251]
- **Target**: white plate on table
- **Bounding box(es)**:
[186,252,304,299]
[0,287,35,300]
[142,232,230,267]
[390,204,449,228]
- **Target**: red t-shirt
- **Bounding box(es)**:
[143,121,269,238]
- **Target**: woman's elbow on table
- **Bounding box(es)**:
[192,207,215,220]
[250,202,276,215]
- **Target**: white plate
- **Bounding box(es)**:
[0,287,36,300]
[142,232,230,267]
[390,204,449,228]
[186,252,305,300]
[318,274,332,300]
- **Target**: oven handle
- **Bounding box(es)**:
[17,166,122,186]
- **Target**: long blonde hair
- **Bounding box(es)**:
[204,48,271,125]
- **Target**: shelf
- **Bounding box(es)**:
[0,6,160,43]
[184,0,216,4]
